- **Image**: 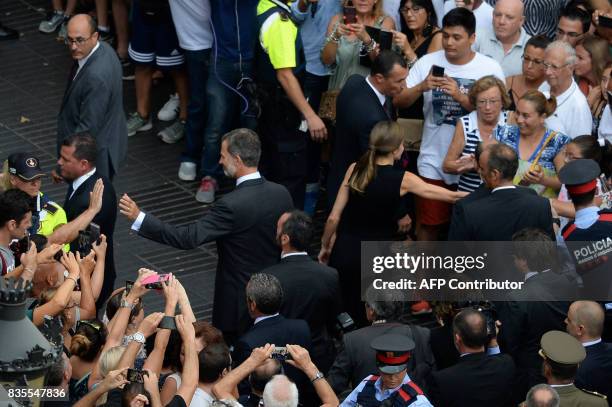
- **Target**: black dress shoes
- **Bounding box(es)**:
[0,23,19,40]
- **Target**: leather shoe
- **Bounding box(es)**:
[0,23,19,40]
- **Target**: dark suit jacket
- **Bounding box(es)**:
[262,254,341,373]
[496,272,573,400]
[427,352,516,407]
[138,177,293,334]
[233,315,312,402]
[326,74,393,208]
[57,41,127,178]
[448,186,554,241]
[327,322,435,394]
[575,342,612,404]
[63,171,117,306]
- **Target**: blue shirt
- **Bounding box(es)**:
[341,374,433,407]
[210,0,259,62]
[291,0,341,76]
[574,206,601,229]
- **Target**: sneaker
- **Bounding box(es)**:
[178,162,196,181]
[410,300,432,315]
[157,93,179,122]
[195,176,218,204]
[57,21,68,40]
[121,58,134,81]
[39,12,64,34]
[126,112,152,137]
[158,120,185,144]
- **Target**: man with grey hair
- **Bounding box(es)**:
[473,0,531,77]
[263,375,299,407]
[565,301,612,402]
[233,273,313,404]
[119,128,294,343]
[539,40,592,138]
[327,288,435,395]
[525,384,560,407]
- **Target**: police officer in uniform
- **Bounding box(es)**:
[340,334,433,407]
[539,330,607,406]
[255,0,327,210]
[559,159,612,300]
[5,153,67,237]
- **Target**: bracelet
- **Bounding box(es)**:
[66,276,78,284]
[311,371,324,383]
[406,56,418,69]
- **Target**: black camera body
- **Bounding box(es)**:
[77,222,101,258]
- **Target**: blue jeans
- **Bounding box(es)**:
[182,49,211,167]
[187,56,256,178]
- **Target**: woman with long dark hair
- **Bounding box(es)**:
[319,121,466,326]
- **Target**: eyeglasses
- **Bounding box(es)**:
[556,28,583,39]
[542,62,569,71]
[522,55,544,67]
[76,319,103,332]
[64,35,93,46]
[400,5,424,14]
[476,98,501,107]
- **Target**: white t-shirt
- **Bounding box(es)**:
[169,0,213,51]
[598,105,612,143]
[539,80,592,139]
[443,1,493,32]
[407,50,505,183]
[168,374,215,407]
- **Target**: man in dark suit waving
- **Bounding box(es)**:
[448,143,554,241]
[326,51,407,207]
[55,14,127,181]
[58,132,117,308]
[119,129,294,342]
[261,210,340,374]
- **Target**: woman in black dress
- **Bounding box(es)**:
[318,121,467,326]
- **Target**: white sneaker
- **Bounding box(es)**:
[157,93,179,122]
[178,162,196,181]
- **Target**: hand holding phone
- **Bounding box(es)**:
[432,65,445,77]
[141,273,171,289]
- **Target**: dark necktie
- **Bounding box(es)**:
[66,183,75,202]
[383,97,395,120]
[68,60,79,84]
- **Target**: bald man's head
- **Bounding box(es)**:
[263,375,298,407]
[493,0,525,42]
[566,301,605,341]
[65,14,98,60]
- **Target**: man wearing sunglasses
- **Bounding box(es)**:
[55,14,127,182]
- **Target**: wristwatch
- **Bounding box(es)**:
[120,298,136,310]
[128,332,146,344]
[311,371,324,383]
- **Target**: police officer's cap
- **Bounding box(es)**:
[371,334,415,374]
[558,159,600,196]
[7,153,46,181]
[539,330,586,365]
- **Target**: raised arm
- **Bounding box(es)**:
[47,179,104,245]
[400,171,467,203]
[286,344,339,407]
[76,251,97,320]
[175,315,199,406]
[90,235,107,301]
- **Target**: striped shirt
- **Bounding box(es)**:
[458,110,508,192]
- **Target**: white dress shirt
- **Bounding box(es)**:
[69,167,96,200]
[75,41,100,79]
[365,76,386,106]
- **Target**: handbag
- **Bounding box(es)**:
[318,89,340,122]
[398,118,424,151]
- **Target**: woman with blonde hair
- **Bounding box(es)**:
[321,0,395,91]
[494,90,571,198]
[319,121,466,326]
[443,75,511,192]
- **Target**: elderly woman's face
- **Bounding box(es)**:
[475,86,503,123]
